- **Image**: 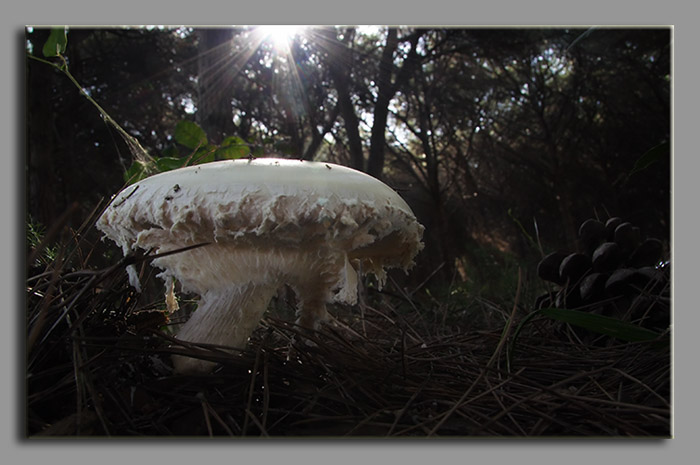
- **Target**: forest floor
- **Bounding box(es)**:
[25,234,671,437]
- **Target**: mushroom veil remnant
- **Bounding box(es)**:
[97,158,424,373]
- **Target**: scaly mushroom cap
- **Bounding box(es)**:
[97,158,424,373]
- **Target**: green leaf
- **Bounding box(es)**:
[221,135,247,147]
[215,135,250,159]
[629,141,669,177]
[155,156,187,173]
[215,144,249,160]
[188,146,216,165]
[124,160,150,184]
[174,120,207,150]
[538,307,664,343]
[161,145,180,158]
[42,27,68,58]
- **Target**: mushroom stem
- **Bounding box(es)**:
[173,283,279,373]
[294,290,329,330]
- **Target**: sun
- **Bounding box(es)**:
[257,25,306,50]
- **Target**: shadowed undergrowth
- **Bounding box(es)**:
[25,213,671,438]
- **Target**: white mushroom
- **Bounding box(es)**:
[97,158,424,373]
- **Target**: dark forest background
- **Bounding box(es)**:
[25,26,671,301]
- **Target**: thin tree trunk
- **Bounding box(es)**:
[366,28,398,179]
[367,29,422,178]
[197,29,236,144]
[320,27,365,171]
[302,104,340,160]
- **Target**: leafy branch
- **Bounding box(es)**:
[28,27,253,185]
[28,27,155,174]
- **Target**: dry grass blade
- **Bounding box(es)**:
[427,268,523,436]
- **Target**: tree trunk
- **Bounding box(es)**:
[302,104,340,160]
[320,27,365,171]
[366,28,398,179]
[367,30,422,178]
[197,29,236,144]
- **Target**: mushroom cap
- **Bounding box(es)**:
[97,158,424,304]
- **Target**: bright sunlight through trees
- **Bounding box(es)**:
[256,25,308,51]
